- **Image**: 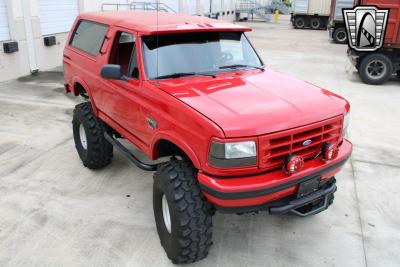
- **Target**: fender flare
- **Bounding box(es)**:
[72,77,99,115]
[151,132,201,170]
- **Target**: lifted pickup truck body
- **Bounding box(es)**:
[64,11,352,264]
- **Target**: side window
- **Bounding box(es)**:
[109,32,139,79]
[70,20,108,56]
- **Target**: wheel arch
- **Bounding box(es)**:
[151,134,201,170]
[72,77,99,115]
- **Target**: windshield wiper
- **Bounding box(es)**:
[219,64,264,70]
[154,72,215,80]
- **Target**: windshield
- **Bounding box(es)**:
[141,31,263,80]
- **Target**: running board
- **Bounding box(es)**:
[104,132,158,171]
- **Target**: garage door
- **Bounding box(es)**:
[38,0,79,36]
[0,0,10,41]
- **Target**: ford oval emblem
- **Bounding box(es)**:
[303,139,312,146]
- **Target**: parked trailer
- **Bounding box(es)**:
[328,0,354,43]
[291,0,333,29]
[348,0,400,84]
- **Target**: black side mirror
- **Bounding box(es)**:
[100,64,128,81]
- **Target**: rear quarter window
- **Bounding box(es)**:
[70,20,108,56]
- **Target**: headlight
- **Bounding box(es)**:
[343,112,350,135]
[209,141,257,168]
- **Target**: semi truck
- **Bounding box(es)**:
[348,0,400,84]
[328,0,354,43]
[291,0,333,29]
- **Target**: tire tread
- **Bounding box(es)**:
[73,102,113,169]
[154,158,213,264]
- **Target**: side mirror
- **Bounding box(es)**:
[100,64,127,81]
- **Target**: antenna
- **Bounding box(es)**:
[156,1,159,79]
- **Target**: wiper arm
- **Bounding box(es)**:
[219,64,264,70]
[154,72,196,79]
[154,72,216,80]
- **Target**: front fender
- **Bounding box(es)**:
[151,132,201,170]
[72,77,99,115]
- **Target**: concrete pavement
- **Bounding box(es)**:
[0,17,399,267]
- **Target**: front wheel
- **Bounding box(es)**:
[358,53,393,85]
[153,158,213,264]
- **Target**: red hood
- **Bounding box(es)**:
[156,69,349,137]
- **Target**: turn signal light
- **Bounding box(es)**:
[284,155,304,174]
[322,143,339,161]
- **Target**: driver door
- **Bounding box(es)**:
[100,30,148,146]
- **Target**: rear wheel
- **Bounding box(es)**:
[359,53,393,85]
[310,17,321,29]
[153,158,213,264]
[294,17,305,29]
[333,27,347,44]
[72,102,113,169]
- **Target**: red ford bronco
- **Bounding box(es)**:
[64,11,352,264]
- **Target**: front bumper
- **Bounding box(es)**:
[347,48,360,67]
[329,26,334,39]
[198,139,352,214]
[269,178,336,216]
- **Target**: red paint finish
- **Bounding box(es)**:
[258,115,343,171]
[158,70,349,138]
[198,140,352,207]
[64,11,352,210]
[75,11,251,36]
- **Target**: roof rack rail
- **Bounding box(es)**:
[101,2,176,13]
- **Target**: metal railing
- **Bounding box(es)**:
[235,0,272,22]
[235,0,290,22]
[270,0,290,15]
[101,2,176,13]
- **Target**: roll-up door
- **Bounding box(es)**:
[38,0,79,35]
[0,0,10,41]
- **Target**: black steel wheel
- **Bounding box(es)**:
[333,27,347,44]
[310,18,321,29]
[294,17,305,29]
[359,53,393,85]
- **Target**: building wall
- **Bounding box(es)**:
[0,0,237,82]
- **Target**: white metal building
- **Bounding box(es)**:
[0,0,237,82]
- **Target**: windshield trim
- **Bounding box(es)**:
[243,33,265,67]
[141,31,265,81]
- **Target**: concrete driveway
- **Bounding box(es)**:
[1,18,399,267]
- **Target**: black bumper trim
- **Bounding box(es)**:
[215,178,336,214]
[199,155,350,200]
[269,182,336,216]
